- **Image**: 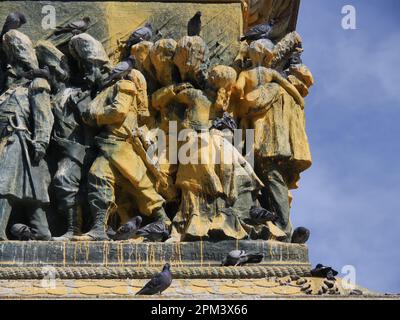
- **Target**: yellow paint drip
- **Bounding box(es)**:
[62,242,66,267]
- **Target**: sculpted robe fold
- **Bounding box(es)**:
[0,78,53,203]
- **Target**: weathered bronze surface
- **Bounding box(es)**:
[0,0,313,268]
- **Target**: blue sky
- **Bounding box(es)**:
[291,0,400,293]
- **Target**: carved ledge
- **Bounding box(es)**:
[0,240,309,268]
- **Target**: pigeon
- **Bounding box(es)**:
[136,220,170,242]
[311,264,339,280]
[249,206,278,224]
[291,226,310,244]
[126,23,153,48]
[221,250,263,266]
[187,11,202,37]
[136,263,172,295]
[0,12,27,39]
[102,56,135,88]
[10,224,32,240]
[211,112,237,133]
[106,226,117,239]
[112,216,142,241]
[240,20,274,42]
[289,51,303,66]
[54,17,91,36]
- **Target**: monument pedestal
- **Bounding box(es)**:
[0,240,378,298]
[0,240,310,279]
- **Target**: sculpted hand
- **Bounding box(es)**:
[32,142,46,165]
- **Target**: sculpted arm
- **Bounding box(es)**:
[84,80,135,127]
[152,83,194,111]
[235,71,248,99]
[29,78,54,163]
[152,85,176,111]
[270,70,305,108]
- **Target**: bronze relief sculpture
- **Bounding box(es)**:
[0,3,313,246]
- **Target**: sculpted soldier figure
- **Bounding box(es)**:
[235,39,310,241]
[75,69,170,241]
[35,41,93,241]
[0,31,53,241]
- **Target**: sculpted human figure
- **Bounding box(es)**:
[235,39,310,241]
[147,39,184,204]
[35,41,94,241]
[284,53,314,190]
[0,31,53,241]
[74,69,170,241]
[166,65,263,242]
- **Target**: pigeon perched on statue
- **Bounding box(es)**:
[54,17,91,36]
[249,206,278,224]
[136,220,170,242]
[126,23,153,48]
[187,11,202,36]
[211,112,237,133]
[136,263,172,295]
[291,227,310,244]
[106,226,117,239]
[102,56,135,88]
[311,264,339,281]
[221,250,264,266]
[112,216,143,241]
[10,224,33,241]
[0,12,27,40]
[240,20,274,42]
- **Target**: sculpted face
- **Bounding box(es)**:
[35,40,71,85]
[149,39,177,86]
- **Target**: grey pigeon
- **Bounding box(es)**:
[1,12,27,39]
[187,11,202,36]
[249,206,277,224]
[136,263,172,295]
[136,220,170,242]
[106,226,117,239]
[126,23,153,48]
[311,264,338,281]
[54,17,91,36]
[240,20,274,42]
[221,250,263,266]
[211,112,237,133]
[10,224,32,241]
[291,227,310,244]
[112,216,142,241]
[103,56,135,88]
[289,51,303,66]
